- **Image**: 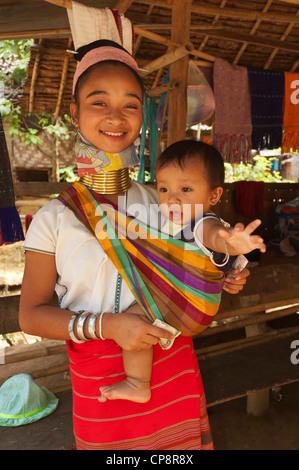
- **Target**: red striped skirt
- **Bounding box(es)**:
[66,336,213,450]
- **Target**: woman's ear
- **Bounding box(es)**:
[210,187,223,206]
[70,102,79,127]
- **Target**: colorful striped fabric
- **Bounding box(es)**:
[58,182,224,336]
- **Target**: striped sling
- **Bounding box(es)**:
[58,181,224,336]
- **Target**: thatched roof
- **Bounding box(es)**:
[2,0,299,118]
[19,38,77,117]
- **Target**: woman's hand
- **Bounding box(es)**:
[223,267,250,294]
[101,308,174,352]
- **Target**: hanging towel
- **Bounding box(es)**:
[248,68,284,150]
[281,72,299,154]
[0,114,24,244]
[67,2,134,53]
[235,181,264,218]
[213,58,252,163]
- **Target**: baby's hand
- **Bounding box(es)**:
[218,219,266,255]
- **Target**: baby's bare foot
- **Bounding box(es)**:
[99,379,151,403]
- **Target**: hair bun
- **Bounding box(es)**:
[75,39,130,62]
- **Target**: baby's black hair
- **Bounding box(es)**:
[156,139,225,189]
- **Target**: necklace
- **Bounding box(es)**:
[80,168,131,194]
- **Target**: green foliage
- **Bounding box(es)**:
[224,156,294,183]
[0,40,71,148]
[0,39,32,87]
[58,166,79,182]
[130,170,151,182]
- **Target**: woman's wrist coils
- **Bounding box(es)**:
[68,310,105,342]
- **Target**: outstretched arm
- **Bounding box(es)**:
[198,218,266,256]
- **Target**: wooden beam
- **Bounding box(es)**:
[147,80,179,97]
[278,0,299,4]
[142,43,193,76]
[167,0,192,146]
[199,27,299,54]
[116,0,134,14]
[198,0,227,55]
[264,9,299,69]
[0,29,70,40]
[44,0,72,8]
[134,26,215,62]
[233,0,274,65]
[135,0,299,24]
[44,0,134,12]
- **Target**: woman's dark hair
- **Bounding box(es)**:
[156,139,225,189]
[74,39,129,62]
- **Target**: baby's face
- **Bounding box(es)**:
[156,158,220,225]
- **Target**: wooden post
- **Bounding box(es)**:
[245,322,272,416]
[167,0,192,146]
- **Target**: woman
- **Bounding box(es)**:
[19,40,249,450]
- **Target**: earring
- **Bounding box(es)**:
[71,119,78,127]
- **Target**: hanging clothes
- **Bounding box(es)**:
[281,72,299,154]
[0,113,24,244]
[213,58,252,163]
[248,68,284,150]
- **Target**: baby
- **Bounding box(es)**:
[99,139,266,403]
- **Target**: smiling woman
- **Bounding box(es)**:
[70,63,143,155]
[19,39,250,451]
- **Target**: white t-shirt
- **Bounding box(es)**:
[162,212,231,268]
[25,181,160,315]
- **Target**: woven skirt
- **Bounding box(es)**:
[66,336,213,450]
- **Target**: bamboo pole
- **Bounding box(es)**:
[28,39,44,113]
[155,89,169,159]
[167,0,192,146]
[53,37,72,123]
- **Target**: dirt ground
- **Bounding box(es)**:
[208,380,299,450]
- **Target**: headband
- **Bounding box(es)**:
[72,41,139,98]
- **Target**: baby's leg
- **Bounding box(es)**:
[99,347,152,403]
